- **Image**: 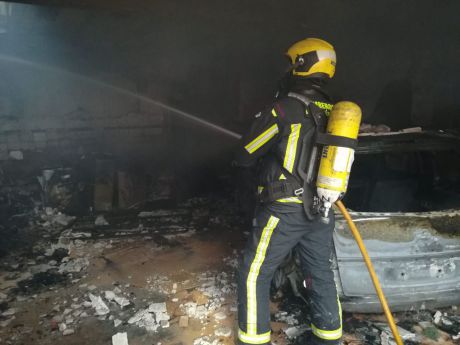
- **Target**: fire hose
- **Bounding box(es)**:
[313,101,403,343]
[336,200,403,345]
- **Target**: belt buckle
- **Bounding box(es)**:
[294,188,304,196]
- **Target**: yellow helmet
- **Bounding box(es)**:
[286,38,336,78]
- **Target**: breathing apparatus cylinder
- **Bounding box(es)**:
[316,101,362,218]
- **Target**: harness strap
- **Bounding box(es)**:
[316,133,357,149]
[259,181,304,203]
[287,92,311,107]
[285,93,325,219]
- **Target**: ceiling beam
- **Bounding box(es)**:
[5,0,150,11]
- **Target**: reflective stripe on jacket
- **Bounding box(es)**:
[235,90,333,207]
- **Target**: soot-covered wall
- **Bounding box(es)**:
[0,1,459,164]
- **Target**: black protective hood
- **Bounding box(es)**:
[276,74,332,102]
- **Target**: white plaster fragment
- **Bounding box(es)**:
[112,332,129,345]
[88,293,110,315]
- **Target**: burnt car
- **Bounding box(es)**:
[274,129,460,313]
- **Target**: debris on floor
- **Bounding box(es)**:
[0,196,243,345]
[0,194,459,345]
[112,331,129,345]
[95,215,110,226]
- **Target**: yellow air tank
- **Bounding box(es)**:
[316,101,362,217]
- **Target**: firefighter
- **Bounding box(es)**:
[235,38,342,345]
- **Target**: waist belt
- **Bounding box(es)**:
[259,181,304,203]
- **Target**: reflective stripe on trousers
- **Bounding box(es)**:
[238,329,271,344]
[238,208,340,345]
[245,215,279,337]
[311,324,342,340]
[310,295,343,341]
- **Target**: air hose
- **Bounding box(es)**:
[335,200,404,345]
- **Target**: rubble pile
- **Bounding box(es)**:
[197,271,236,311]
[337,310,460,345]
[175,268,237,343]
[275,310,301,327]
[268,305,309,343]
[268,288,460,344]
[39,207,76,234]
[127,302,170,332]
[48,282,172,339]
[0,255,176,343]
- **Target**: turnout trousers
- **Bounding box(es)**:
[237,206,342,345]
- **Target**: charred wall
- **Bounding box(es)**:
[0,1,459,197]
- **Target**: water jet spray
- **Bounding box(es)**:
[0,54,243,140]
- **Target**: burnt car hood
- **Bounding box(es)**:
[333,209,460,313]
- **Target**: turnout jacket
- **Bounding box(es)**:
[235,86,333,210]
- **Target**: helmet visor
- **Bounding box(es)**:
[316,49,336,63]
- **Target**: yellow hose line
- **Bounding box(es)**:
[335,200,404,345]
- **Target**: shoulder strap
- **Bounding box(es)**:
[287,92,325,220]
[287,92,357,149]
[287,92,312,106]
[287,92,324,127]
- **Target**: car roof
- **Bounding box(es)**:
[356,129,460,154]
